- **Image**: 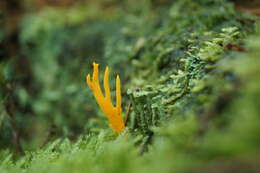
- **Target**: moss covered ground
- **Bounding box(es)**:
[0,0,260,172]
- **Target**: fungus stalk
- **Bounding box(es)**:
[86,62,125,133]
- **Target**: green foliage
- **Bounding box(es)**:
[0,0,169,150]
[0,0,260,173]
[125,0,253,138]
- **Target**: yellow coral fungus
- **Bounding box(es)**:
[86,62,125,133]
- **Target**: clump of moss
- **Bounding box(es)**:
[1,0,260,173]
[125,0,255,138]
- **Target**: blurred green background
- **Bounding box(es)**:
[0,0,172,151]
[1,0,260,173]
[1,0,260,164]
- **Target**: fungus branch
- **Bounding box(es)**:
[86,62,125,133]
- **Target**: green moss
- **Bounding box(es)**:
[1,0,260,172]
